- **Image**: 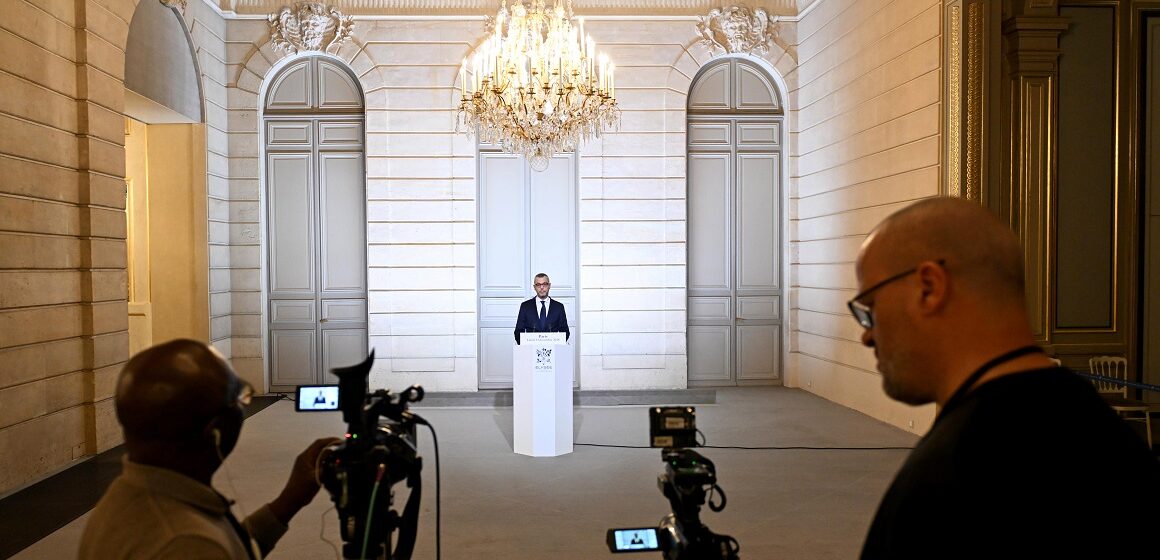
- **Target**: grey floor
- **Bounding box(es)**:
[17,387,917,559]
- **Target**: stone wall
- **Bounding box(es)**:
[0,0,227,497]
[0,0,137,496]
[785,0,942,432]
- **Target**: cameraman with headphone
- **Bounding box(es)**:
[80,339,338,559]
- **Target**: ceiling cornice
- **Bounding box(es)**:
[206,0,806,17]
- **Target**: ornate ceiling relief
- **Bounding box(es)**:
[696,5,787,57]
[268,2,355,55]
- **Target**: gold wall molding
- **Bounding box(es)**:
[946,2,962,198]
[964,1,983,203]
[1001,14,1068,343]
[945,1,987,203]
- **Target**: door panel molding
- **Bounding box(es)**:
[267,153,316,297]
[688,153,732,292]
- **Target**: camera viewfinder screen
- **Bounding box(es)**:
[612,528,660,551]
[296,385,339,411]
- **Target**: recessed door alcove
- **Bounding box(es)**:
[262,55,368,390]
[686,57,785,386]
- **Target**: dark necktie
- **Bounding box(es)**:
[539,300,547,331]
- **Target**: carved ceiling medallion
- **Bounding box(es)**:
[696,5,778,55]
[268,2,355,55]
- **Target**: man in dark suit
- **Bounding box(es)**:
[514,273,569,344]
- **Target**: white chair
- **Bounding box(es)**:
[1088,356,1152,447]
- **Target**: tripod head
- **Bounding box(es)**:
[658,448,717,531]
[655,448,738,560]
[606,407,740,559]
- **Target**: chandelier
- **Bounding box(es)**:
[458,0,620,171]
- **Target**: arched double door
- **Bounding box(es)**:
[686,57,784,386]
[262,56,368,390]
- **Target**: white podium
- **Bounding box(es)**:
[513,332,574,457]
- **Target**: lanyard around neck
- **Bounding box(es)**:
[939,344,1043,418]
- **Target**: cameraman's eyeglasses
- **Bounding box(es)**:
[847,259,945,329]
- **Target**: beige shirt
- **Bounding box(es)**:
[79,458,287,560]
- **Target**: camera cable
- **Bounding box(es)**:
[314,448,346,558]
[360,463,388,560]
[318,505,342,560]
[414,414,442,560]
[574,443,914,451]
[354,463,387,560]
[707,483,726,512]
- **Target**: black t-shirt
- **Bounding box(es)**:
[861,367,1160,559]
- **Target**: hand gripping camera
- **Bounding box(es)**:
[607,407,740,560]
[320,351,427,560]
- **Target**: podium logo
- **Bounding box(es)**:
[536,347,553,363]
[535,346,554,372]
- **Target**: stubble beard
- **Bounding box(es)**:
[878,342,934,406]
[880,359,937,406]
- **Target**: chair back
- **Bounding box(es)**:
[1088,356,1129,398]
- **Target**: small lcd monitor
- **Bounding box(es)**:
[607,527,661,553]
[296,385,339,411]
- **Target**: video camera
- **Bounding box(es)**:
[299,351,427,560]
[607,406,740,560]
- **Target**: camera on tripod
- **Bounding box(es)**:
[297,351,428,560]
[606,407,740,560]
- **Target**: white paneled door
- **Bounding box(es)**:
[687,58,783,386]
[264,56,367,390]
[477,151,578,389]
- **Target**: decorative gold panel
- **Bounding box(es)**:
[946,3,962,197]
[964,1,983,203]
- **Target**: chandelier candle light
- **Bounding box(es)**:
[458,0,620,171]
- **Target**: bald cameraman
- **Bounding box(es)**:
[79,339,339,559]
[853,198,1160,558]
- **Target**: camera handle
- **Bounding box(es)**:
[343,464,421,560]
[387,468,423,560]
[658,454,740,560]
[659,514,740,560]
[660,470,714,536]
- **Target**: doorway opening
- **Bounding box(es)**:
[261,55,368,391]
[686,57,785,387]
[476,151,580,389]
